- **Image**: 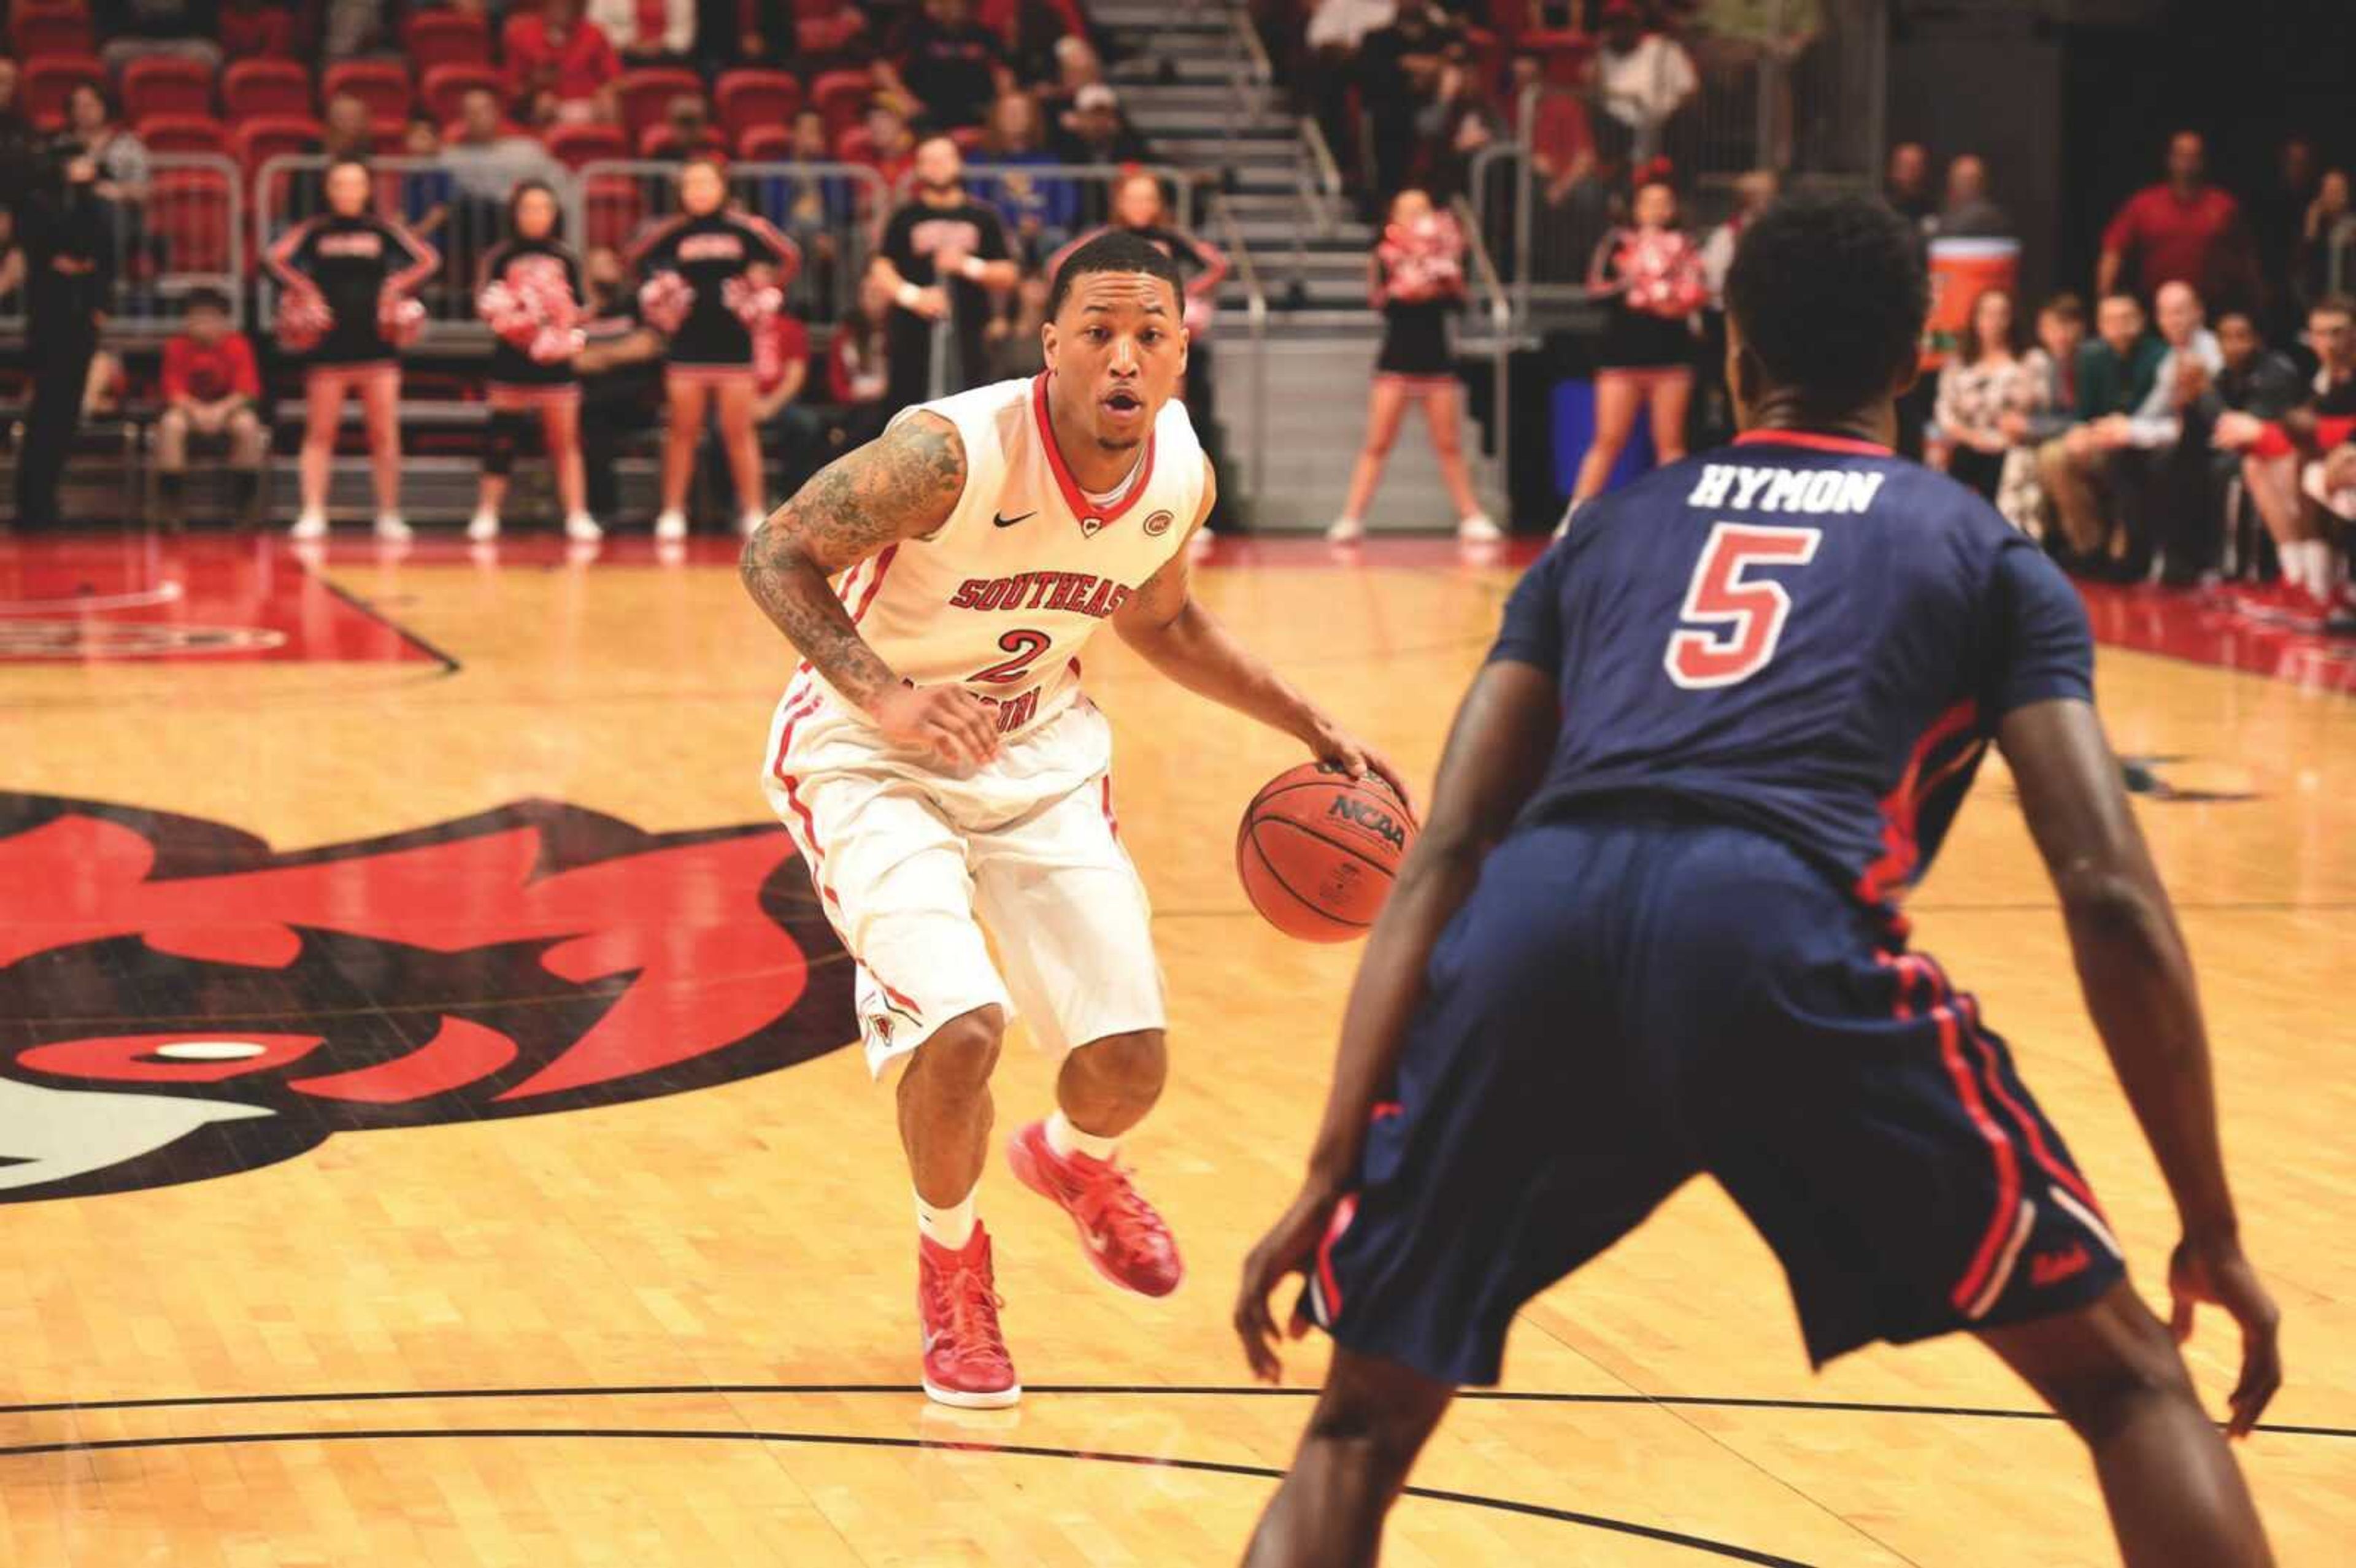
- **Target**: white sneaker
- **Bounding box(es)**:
[289,512,328,540]
[564,512,604,543]
[1325,515,1366,544]
[374,513,412,543]
[1456,513,1503,544]
[465,511,500,542]
[737,510,764,539]
[653,509,688,542]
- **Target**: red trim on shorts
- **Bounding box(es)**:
[1934,997,2023,1314]
[849,544,899,624]
[1099,774,1120,839]
[1930,967,2106,1220]
[1031,371,1156,531]
[768,691,842,910]
[1734,429,1893,457]
[1370,1101,1404,1121]
[1314,1193,1360,1319]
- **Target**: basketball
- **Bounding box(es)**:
[1235,763,1417,942]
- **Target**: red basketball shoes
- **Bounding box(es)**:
[1006,1120,1184,1297]
[918,1225,1020,1409]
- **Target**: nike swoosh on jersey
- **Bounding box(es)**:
[993,510,1036,528]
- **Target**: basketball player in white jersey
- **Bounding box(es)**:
[740,232,1405,1407]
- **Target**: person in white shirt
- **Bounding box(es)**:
[1593,0,1697,164]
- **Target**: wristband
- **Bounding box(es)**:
[895,281,922,309]
[958,256,987,282]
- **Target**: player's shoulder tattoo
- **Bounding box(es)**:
[778,410,966,568]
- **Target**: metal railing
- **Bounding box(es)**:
[1452,193,1517,511]
[890,162,1200,244]
[0,153,244,336]
[1206,193,1267,519]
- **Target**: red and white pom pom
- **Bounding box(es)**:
[639,271,693,334]
[1382,210,1465,300]
[723,274,782,329]
[378,289,426,348]
[510,255,579,332]
[477,279,541,349]
[529,326,587,365]
[275,287,332,352]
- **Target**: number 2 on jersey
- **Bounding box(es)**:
[972,628,1052,684]
[1663,522,1822,689]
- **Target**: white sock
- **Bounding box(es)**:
[1045,1109,1118,1163]
[2304,540,2338,596]
[916,1186,977,1250]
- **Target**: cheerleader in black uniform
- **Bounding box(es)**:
[470,181,596,544]
[264,156,439,541]
[626,156,801,540]
[1571,179,1706,505]
[1328,188,1497,544]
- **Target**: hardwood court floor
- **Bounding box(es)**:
[2,531,2351,1566]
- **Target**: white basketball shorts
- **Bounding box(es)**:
[761,687,1166,1077]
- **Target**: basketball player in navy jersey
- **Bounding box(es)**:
[1235,194,2279,1566]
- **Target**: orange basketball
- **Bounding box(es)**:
[1235,763,1417,942]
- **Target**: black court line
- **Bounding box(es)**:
[2,1381,2344,1440]
[307,569,464,675]
[0,1426,1807,1565]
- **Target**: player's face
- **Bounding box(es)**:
[1042,271,1186,451]
[325,164,370,217]
[515,188,558,240]
[680,163,725,216]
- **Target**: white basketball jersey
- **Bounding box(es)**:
[823,373,1206,737]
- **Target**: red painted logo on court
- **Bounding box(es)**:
[0,795,853,1200]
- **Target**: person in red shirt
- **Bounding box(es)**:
[219,0,296,58]
[155,286,268,528]
[2098,131,2262,313]
[506,0,623,126]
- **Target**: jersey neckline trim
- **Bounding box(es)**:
[1031,371,1158,530]
[1733,429,1893,456]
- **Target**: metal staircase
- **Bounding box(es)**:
[1091,0,1510,532]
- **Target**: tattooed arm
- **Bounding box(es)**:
[739,411,1001,767]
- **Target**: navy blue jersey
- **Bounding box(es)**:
[1493,431,2093,928]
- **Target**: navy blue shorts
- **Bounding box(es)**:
[1309,814,2127,1386]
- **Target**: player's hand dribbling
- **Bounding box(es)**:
[1309,723,1415,817]
[871,683,1000,771]
[2168,1232,2282,1439]
[1234,1180,1345,1384]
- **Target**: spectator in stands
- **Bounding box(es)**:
[2168,310,2300,585]
[987,269,1051,380]
[1052,84,1147,179]
[879,0,1016,132]
[1303,0,1399,193]
[2105,279,2223,580]
[444,90,563,267]
[317,92,375,166]
[990,0,1082,87]
[58,83,148,226]
[401,118,454,245]
[588,0,696,64]
[1884,142,1933,225]
[2214,294,2356,617]
[507,0,623,128]
[1570,179,1706,506]
[2252,135,2320,331]
[1357,1,1463,203]
[1039,34,1108,131]
[93,0,223,71]
[2295,169,2355,317]
[471,181,598,544]
[777,109,857,264]
[851,102,920,199]
[1701,169,1776,305]
[874,133,1018,407]
[651,93,730,160]
[0,60,23,140]
[11,152,110,531]
[574,245,668,524]
[738,301,820,492]
[325,0,393,59]
[153,286,267,530]
[1933,286,2035,503]
[1329,188,1496,545]
[627,155,799,539]
[1592,0,1696,167]
[1936,154,2012,240]
[0,208,24,313]
[265,156,439,542]
[220,0,295,60]
[2098,131,2262,315]
[1414,62,1499,204]
[974,93,1077,256]
[2035,291,2163,574]
[1998,293,2085,532]
[823,261,896,452]
[768,0,870,73]
[82,345,127,420]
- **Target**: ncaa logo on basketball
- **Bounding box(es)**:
[1143,509,1175,538]
[1328,794,1409,852]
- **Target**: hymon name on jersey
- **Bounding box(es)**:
[1684,464,1887,515]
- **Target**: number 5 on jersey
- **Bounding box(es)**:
[1664,522,1822,689]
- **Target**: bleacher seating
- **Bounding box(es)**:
[715,71,803,145]
[737,123,793,162]
[545,121,629,169]
[615,66,704,144]
[322,61,414,125]
[147,166,236,274]
[122,56,215,122]
[401,9,493,70]
[221,58,313,121]
[22,54,103,128]
[10,6,94,61]
[136,113,231,156]
[809,69,869,144]
[419,61,502,123]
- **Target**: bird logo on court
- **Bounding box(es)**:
[0,794,855,1201]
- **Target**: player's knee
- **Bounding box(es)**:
[2025,1302,2198,1445]
[1070,1029,1167,1104]
[1303,1392,1436,1475]
[904,1008,1005,1096]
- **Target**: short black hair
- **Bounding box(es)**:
[1047,229,1185,319]
[1725,191,1927,415]
[183,285,231,315]
[2039,291,2085,326]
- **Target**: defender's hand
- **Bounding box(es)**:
[1309,723,1415,818]
[871,683,1000,770]
[1234,1180,1345,1385]
[2169,1233,2282,1439]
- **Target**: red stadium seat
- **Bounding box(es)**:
[222,58,314,121]
[809,69,870,144]
[371,122,412,156]
[583,172,646,253]
[21,56,102,129]
[148,166,237,275]
[232,115,323,177]
[418,62,504,124]
[545,121,629,169]
[616,67,705,144]
[714,70,803,145]
[833,124,874,164]
[322,61,413,125]
[736,123,793,162]
[948,125,985,156]
[121,56,216,123]
[639,124,728,159]
[135,113,231,156]
[400,8,493,69]
[10,9,94,59]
